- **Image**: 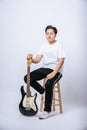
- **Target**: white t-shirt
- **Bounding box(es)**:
[37,41,65,74]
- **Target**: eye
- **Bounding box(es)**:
[46,32,49,35]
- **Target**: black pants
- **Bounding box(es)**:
[24,67,62,112]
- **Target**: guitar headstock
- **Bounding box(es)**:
[27,54,32,66]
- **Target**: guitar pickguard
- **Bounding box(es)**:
[23,95,37,111]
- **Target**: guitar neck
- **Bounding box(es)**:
[26,66,31,97]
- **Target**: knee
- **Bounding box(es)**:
[24,75,27,83]
[24,74,34,83]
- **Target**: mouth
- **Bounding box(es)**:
[48,37,51,40]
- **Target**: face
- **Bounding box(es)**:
[45,29,56,43]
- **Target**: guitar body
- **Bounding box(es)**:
[19,57,38,116]
[19,86,38,116]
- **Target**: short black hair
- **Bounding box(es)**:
[45,25,57,34]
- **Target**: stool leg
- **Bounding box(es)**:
[52,89,55,111]
[58,82,63,113]
[40,79,45,112]
[40,95,44,112]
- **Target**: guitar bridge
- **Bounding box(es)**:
[25,107,31,111]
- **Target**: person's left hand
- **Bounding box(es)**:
[46,72,55,80]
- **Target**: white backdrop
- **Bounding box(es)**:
[0,0,87,128]
[0,0,87,130]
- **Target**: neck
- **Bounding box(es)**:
[49,40,56,44]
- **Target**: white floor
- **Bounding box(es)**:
[0,91,87,130]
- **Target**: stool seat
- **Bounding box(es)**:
[40,80,63,113]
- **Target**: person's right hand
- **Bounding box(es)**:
[27,53,33,60]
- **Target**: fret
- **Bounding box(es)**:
[26,58,32,97]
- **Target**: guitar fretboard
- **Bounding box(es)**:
[26,59,31,97]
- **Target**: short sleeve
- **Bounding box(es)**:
[58,43,65,58]
[37,44,44,55]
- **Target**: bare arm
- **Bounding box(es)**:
[32,54,43,63]
[27,54,43,64]
[46,58,65,80]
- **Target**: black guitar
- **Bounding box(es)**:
[19,57,38,116]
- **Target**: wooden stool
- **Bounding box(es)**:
[40,79,63,113]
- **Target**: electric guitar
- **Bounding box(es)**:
[19,57,38,116]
